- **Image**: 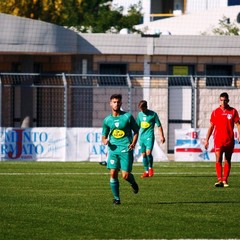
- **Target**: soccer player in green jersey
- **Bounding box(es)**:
[137,100,165,178]
[102,94,139,205]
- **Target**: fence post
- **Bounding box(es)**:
[126,74,132,113]
[191,75,197,128]
[62,73,68,127]
[232,77,235,87]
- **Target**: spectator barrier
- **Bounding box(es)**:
[175,128,240,162]
[0,127,167,162]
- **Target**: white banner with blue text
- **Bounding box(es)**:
[0,127,168,162]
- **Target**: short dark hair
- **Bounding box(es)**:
[110,94,122,101]
[220,92,229,100]
[138,100,147,108]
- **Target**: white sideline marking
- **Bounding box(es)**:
[0,172,239,176]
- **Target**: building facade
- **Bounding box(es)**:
[113,0,237,22]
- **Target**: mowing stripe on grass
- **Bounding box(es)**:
[0,171,239,176]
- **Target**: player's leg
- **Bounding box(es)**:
[108,153,121,204]
[99,161,107,166]
[146,140,154,177]
[140,143,149,178]
[222,147,233,187]
[146,149,154,177]
[141,152,149,178]
[99,151,108,166]
[121,151,139,194]
[214,149,224,187]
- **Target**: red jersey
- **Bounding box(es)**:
[210,106,240,148]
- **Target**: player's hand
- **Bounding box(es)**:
[204,140,209,150]
[128,143,135,150]
[103,139,109,145]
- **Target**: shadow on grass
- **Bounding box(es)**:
[157,200,240,205]
[153,175,215,178]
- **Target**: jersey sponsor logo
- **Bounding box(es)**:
[112,129,125,138]
[141,121,150,129]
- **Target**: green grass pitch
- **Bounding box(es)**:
[0,161,240,239]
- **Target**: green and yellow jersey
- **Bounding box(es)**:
[102,111,139,153]
[137,109,161,142]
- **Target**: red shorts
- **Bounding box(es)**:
[214,144,234,153]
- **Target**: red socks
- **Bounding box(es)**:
[223,162,231,182]
[216,162,231,182]
[215,162,222,181]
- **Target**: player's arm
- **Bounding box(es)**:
[136,113,140,126]
[158,126,165,144]
[128,116,139,150]
[235,121,240,143]
[155,113,165,144]
[102,120,110,145]
[204,123,214,149]
[129,130,138,150]
[102,135,109,145]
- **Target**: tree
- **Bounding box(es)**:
[212,16,240,35]
[0,0,142,33]
[77,0,122,33]
[70,1,142,33]
[117,3,143,32]
[0,0,83,26]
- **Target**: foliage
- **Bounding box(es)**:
[118,4,143,32]
[0,0,143,33]
[0,0,83,26]
[78,1,123,33]
[67,0,143,33]
[212,16,240,35]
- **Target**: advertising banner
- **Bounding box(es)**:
[0,127,167,162]
[174,128,240,162]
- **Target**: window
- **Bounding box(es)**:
[99,63,127,86]
[12,63,22,72]
[228,0,240,6]
[34,63,43,73]
[168,65,194,86]
[206,65,233,87]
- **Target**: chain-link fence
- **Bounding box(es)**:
[1,73,239,153]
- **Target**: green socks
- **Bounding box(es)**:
[147,153,153,168]
[142,156,149,171]
[110,178,120,200]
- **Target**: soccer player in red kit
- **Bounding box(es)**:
[205,92,240,187]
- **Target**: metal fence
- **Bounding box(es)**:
[1,73,239,153]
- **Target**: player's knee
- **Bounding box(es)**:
[122,172,129,180]
[146,150,152,155]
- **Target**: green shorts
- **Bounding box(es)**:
[107,150,134,172]
[139,138,154,153]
